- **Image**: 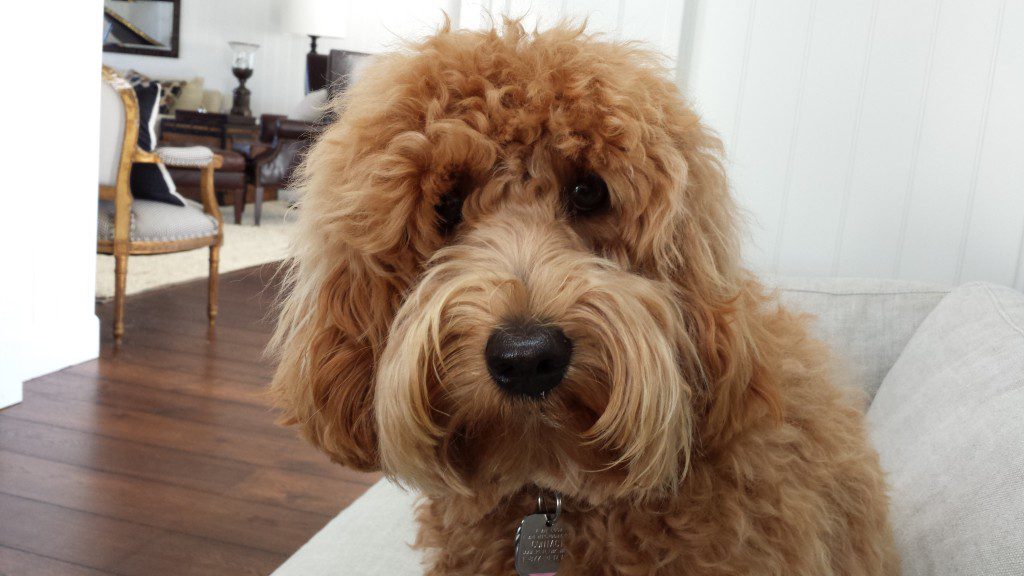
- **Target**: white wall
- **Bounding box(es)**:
[465,1,1024,290]
[460,0,687,68]
[0,0,103,409]
[684,0,1024,289]
[103,0,459,116]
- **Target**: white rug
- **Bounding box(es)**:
[96,201,296,299]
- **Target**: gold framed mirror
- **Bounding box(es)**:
[103,0,181,58]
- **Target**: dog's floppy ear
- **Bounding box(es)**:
[269,252,397,471]
[660,111,784,443]
[268,54,416,471]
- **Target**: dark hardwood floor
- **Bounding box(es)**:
[0,264,378,575]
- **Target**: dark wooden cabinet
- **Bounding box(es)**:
[159,111,262,152]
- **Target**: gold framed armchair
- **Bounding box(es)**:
[99,66,224,343]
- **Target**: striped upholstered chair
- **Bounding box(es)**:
[98,66,224,343]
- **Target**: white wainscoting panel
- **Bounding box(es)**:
[460,0,687,68]
[684,0,1024,289]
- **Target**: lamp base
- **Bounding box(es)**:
[226,114,256,126]
[231,67,253,117]
[305,34,328,94]
[306,53,328,93]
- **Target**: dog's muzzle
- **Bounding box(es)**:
[485,322,573,398]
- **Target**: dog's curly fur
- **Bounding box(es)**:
[270,19,898,575]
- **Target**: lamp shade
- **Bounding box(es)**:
[281,0,348,39]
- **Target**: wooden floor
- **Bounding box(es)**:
[0,264,378,575]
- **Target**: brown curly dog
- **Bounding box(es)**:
[270,19,898,576]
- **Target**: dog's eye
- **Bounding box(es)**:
[566,173,610,216]
[435,173,471,236]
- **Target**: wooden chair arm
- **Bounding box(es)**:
[199,155,224,243]
[134,150,160,164]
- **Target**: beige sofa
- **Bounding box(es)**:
[273,277,1024,576]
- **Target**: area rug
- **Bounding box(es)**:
[96,201,296,299]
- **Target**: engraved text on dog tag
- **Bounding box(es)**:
[515,513,565,576]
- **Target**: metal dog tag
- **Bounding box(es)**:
[515,495,565,576]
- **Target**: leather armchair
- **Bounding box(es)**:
[168,149,248,223]
[247,50,370,225]
[250,115,318,225]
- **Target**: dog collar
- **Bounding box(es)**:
[515,492,565,576]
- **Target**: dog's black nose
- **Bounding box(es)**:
[485,324,572,398]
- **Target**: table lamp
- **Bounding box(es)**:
[282,0,348,94]
[229,41,260,118]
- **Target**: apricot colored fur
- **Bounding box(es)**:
[270,19,898,576]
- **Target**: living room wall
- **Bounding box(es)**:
[102,0,458,117]
[460,0,688,65]
[682,0,1024,288]
[0,0,103,408]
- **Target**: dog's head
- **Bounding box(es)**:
[271,21,776,504]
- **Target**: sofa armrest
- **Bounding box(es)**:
[867,283,1024,575]
[277,119,316,140]
[252,118,318,189]
[260,113,286,143]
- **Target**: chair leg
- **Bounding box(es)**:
[254,185,264,226]
[114,254,128,343]
[208,244,220,327]
[234,188,245,225]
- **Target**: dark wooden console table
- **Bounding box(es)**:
[160,111,262,153]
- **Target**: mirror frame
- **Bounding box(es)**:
[103,0,181,59]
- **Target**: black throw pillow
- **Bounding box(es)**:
[133,82,160,152]
[130,81,185,207]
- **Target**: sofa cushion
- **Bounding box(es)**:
[291,89,327,123]
[124,69,185,114]
[155,79,186,114]
[868,283,1024,576]
[175,77,205,111]
[201,90,223,114]
[769,276,948,400]
[97,198,217,243]
[218,149,247,172]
